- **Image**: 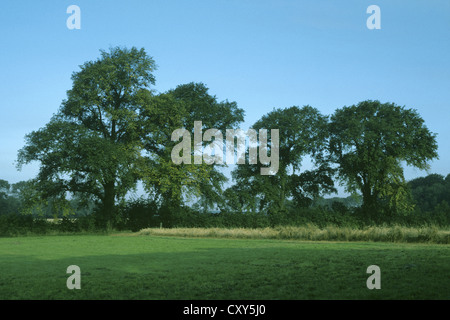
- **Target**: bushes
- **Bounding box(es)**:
[0,214,32,236]
[167,210,271,229]
[0,214,51,237]
[160,205,361,229]
[118,198,160,232]
[1,196,448,237]
[0,213,100,237]
[139,203,448,230]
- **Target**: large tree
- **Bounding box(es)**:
[17,46,156,227]
[328,100,438,215]
[231,105,336,214]
[139,82,244,216]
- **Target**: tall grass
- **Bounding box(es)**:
[138,224,450,244]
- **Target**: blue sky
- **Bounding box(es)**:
[1,1,449,197]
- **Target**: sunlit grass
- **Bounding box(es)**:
[139,224,450,244]
[1,234,449,300]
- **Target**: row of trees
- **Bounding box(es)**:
[0,180,94,217]
[223,101,438,219]
[2,173,449,227]
[14,46,440,228]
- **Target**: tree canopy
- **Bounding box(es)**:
[16,47,244,227]
[408,173,450,213]
[231,105,336,214]
[328,100,438,216]
[17,47,157,227]
[14,47,442,227]
[139,82,244,213]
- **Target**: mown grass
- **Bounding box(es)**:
[0,233,449,300]
[139,224,450,244]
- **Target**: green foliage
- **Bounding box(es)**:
[2,167,449,236]
[408,174,450,212]
[139,82,244,213]
[328,100,438,215]
[231,105,336,214]
[120,197,159,232]
[430,201,450,226]
[0,179,9,199]
[0,213,102,237]
[17,47,157,227]
[17,47,246,229]
[0,180,21,216]
[9,49,444,231]
[0,214,35,236]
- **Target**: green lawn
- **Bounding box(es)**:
[0,234,449,299]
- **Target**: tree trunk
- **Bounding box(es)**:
[277,166,287,213]
[361,183,378,219]
[102,181,116,228]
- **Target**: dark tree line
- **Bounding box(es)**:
[2,172,449,229]
[408,174,450,213]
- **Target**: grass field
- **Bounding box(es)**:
[0,232,449,300]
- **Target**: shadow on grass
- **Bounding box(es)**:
[1,240,449,300]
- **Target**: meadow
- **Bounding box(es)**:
[1,230,449,300]
[139,224,450,244]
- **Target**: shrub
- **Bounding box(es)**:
[57,217,80,233]
[0,214,52,237]
[122,198,159,232]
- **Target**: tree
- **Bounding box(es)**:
[408,173,449,212]
[221,183,259,213]
[139,82,245,216]
[0,179,9,200]
[0,180,25,215]
[328,100,438,216]
[17,46,157,227]
[0,179,11,215]
[232,106,336,214]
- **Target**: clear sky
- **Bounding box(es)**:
[1,1,449,197]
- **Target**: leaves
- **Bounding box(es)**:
[328,100,438,213]
[17,47,157,222]
[15,47,439,223]
[140,82,245,210]
[231,106,335,213]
